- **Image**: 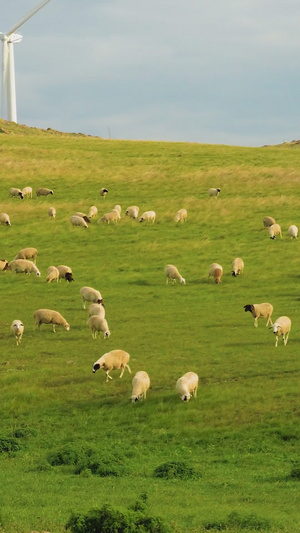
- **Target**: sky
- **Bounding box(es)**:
[1,0,300,147]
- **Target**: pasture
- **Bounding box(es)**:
[1,121,300,532]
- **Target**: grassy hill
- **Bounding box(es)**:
[1,119,300,532]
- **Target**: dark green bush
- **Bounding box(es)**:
[13,427,37,438]
[0,437,22,453]
[47,445,83,466]
[153,461,199,480]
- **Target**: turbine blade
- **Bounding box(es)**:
[6,0,52,37]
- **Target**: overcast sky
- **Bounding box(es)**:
[2,0,300,146]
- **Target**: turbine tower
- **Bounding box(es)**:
[0,0,52,123]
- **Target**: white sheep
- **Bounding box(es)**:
[208,263,223,284]
[57,265,74,282]
[93,349,131,382]
[100,211,120,224]
[100,187,108,198]
[46,266,59,283]
[268,223,282,240]
[165,264,186,284]
[243,303,273,328]
[36,188,53,197]
[34,309,70,332]
[174,208,187,223]
[73,212,91,223]
[176,372,199,402]
[48,207,56,218]
[88,303,105,319]
[87,315,110,339]
[80,286,103,309]
[131,371,150,402]
[11,320,24,346]
[22,186,32,199]
[88,206,98,219]
[125,206,139,219]
[270,316,291,347]
[70,215,88,228]
[0,213,11,226]
[139,211,156,223]
[288,225,298,239]
[7,259,40,276]
[209,188,221,198]
[9,187,23,199]
[0,259,8,271]
[14,247,37,263]
[113,205,121,215]
[263,216,276,228]
[231,257,244,277]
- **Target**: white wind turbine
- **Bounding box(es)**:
[0,0,52,123]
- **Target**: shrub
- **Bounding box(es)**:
[47,445,83,466]
[153,461,199,480]
[13,427,37,438]
[0,437,22,453]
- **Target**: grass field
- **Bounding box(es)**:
[1,120,300,532]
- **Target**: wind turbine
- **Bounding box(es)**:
[0,0,52,123]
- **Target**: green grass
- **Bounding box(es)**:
[1,120,300,532]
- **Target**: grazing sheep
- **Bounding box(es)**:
[70,215,88,228]
[209,188,221,198]
[113,205,121,215]
[9,188,23,199]
[270,316,291,347]
[87,315,110,339]
[36,188,53,197]
[0,259,8,271]
[57,265,74,282]
[7,259,40,276]
[0,213,11,226]
[288,225,298,239]
[11,320,24,346]
[73,212,90,224]
[263,216,276,228]
[165,264,186,285]
[34,309,70,332]
[46,266,59,283]
[268,223,282,240]
[80,286,103,309]
[88,206,98,219]
[176,372,198,402]
[208,263,223,284]
[88,303,105,319]
[100,187,108,198]
[231,257,244,277]
[125,206,139,219]
[131,371,150,402]
[93,349,131,382]
[100,211,119,224]
[22,186,32,199]
[174,208,187,223]
[14,247,37,263]
[48,207,56,218]
[243,303,273,328]
[139,211,156,223]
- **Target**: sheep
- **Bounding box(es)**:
[125,206,139,219]
[0,213,11,226]
[208,263,223,284]
[174,208,187,223]
[93,349,131,382]
[176,372,198,402]
[48,207,56,218]
[22,186,32,199]
[11,320,24,346]
[100,211,119,224]
[46,266,59,283]
[80,286,103,309]
[131,371,150,402]
[7,259,40,276]
[14,247,37,263]
[231,257,244,277]
[36,187,53,197]
[263,216,276,228]
[0,259,8,271]
[243,303,273,328]
[73,212,91,224]
[100,187,108,198]
[9,187,23,199]
[270,316,291,347]
[34,309,70,332]
[288,225,298,239]
[88,303,105,319]
[87,315,110,339]
[70,215,88,228]
[88,206,98,219]
[57,265,74,282]
[139,211,156,223]
[165,264,186,285]
[268,223,282,240]
[209,188,221,198]
[113,205,121,215]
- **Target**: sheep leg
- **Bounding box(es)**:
[275,336,279,347]
[82,300,86,310]
[266,316,273,327]
[254,317,258,328]
[106,371,113,382]
[126,363,131,374]
[284,332,289,346]
[52,324,56,333]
